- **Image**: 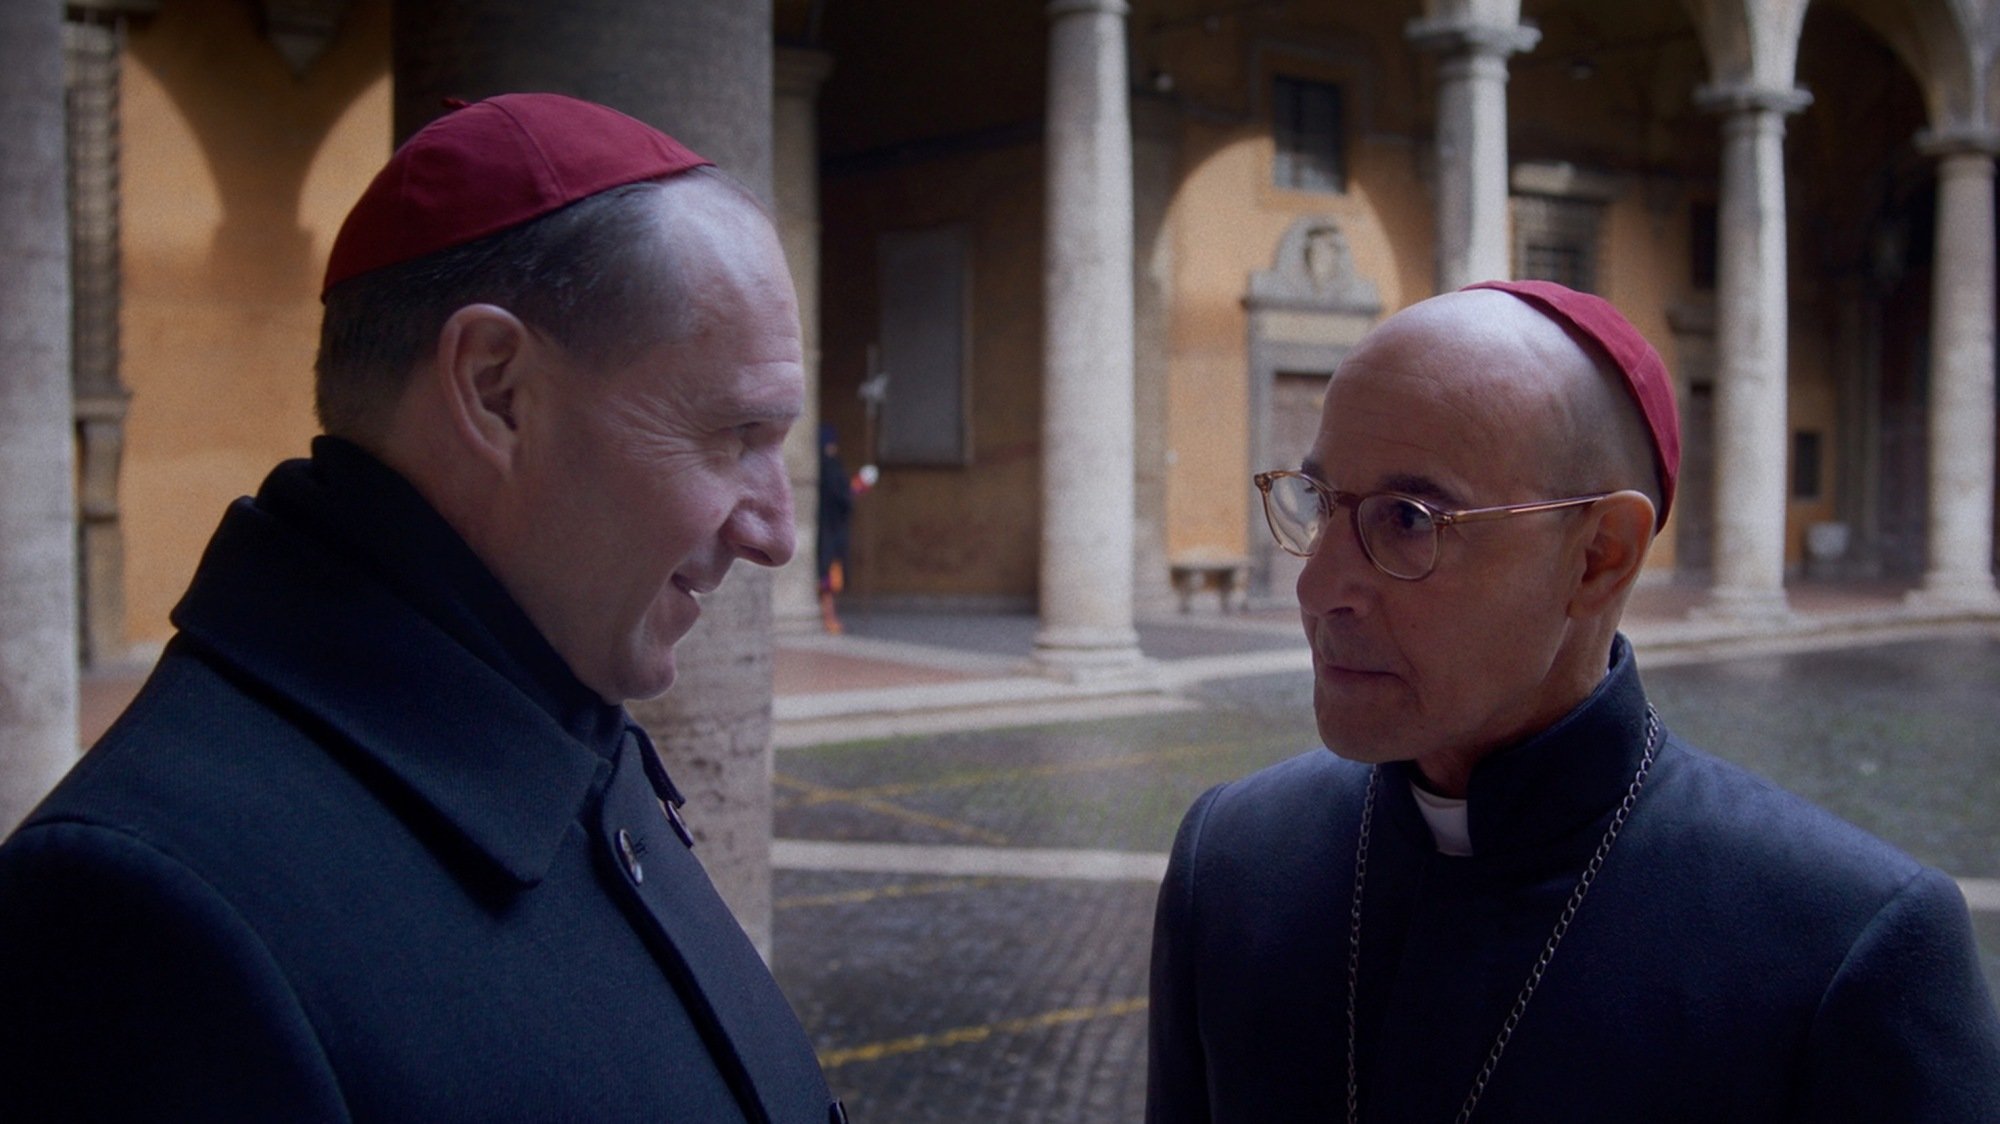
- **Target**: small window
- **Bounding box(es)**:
[1513,194,1604,293]
[1792,430,1823,501]
[1273,76,1345,194]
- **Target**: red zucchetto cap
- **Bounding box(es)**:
[321,92,712,297]
[1462,280,1681,530]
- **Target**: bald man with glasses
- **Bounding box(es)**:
[1146,281,2000,1123]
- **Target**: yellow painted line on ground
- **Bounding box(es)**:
[781,742,1216,808]
[818,996,1151,1069]
[774,876,994,911]
[773,773,1010,845]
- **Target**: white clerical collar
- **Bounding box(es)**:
[1409,782,1473,856]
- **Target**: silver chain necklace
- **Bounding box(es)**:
[1344,705,1661,1124]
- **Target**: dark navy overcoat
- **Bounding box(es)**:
[0,441,841,1123]
[1149,639,2000,1122]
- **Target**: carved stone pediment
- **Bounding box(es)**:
[260,0,352,77]
[1245,215,1382,317]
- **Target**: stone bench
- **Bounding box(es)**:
[1169,553,1249,614]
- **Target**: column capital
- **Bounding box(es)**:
[774,45,833,98]
[1405,17,1540,59]
[1915,124,2000,160]
[1693,83,1812,117]
[1047,0,1128,19]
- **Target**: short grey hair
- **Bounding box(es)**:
[314,169,738,443]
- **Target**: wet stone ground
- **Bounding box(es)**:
[769,634,2000,1122]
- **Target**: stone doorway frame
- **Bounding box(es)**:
[1242,215,1380,603]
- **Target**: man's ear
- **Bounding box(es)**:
[432,303,533,472]
[1568,490,1656,617]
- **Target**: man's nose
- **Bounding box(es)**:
[1294,511,1371,614]
[726,463,796,569]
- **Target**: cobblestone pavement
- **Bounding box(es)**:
[768,631,2000,1122]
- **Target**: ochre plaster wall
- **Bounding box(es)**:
[119,0,389,649]
[1596,189,1694,573]
[1786,324,1842,561]
[819,142,1046,605]
[1161,122,1430,563]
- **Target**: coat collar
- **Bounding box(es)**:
[169,444,617,888]
[1384,635,1655,856]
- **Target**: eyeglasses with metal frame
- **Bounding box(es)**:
[1252,469,1610,581]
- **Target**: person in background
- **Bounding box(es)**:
[1147,280,2000,1123]
[0,93,844,1123]
[817,423,855,635]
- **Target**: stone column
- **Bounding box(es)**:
[0,0,78,830]
[772,48,833,635]
[1696,84,1810,620]
[1036,0,1142,674]
[1406,15,1540,291]
[1910,128,2000,609]
[395,0,783,956]
[395,2,771,190]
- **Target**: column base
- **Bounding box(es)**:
[1690,585,1793,624]
[1905,573,2000,614]
[1033,624,1147,682]
[772,608,828,636]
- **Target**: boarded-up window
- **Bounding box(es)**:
[876,225,970,465]
[1513,194,1605,294]
[1273,76,1345,194]
[1792,430,1823,500]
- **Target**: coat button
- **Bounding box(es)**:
[616,828,644,884]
